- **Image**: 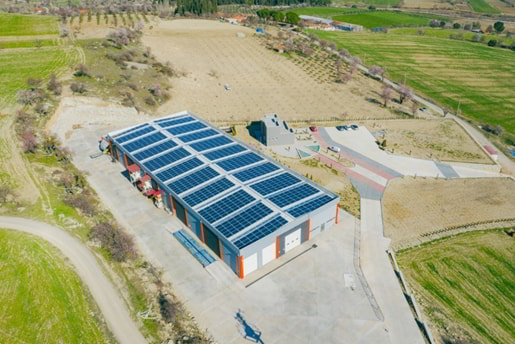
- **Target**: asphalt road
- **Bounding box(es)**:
[0,216,147,344]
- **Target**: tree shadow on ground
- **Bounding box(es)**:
[235,309,264,344]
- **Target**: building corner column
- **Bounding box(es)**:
[336,204,341,224]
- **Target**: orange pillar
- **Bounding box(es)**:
[172,198,177,216]
[123,154,128,168]
[276,236,281,258]
[308,219,313,240]
[238,256,244,279]
[336,204,341,224]
[200,222,205,243]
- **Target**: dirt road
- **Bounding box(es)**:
[0,216,146,344]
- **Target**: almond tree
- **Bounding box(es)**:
[382,84,392,107]
[399,85,413,104]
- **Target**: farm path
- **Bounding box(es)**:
[0,216,147,344]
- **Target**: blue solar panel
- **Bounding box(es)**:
[116,126,155,144]
[156,157,203,182]
[143,147,190,171]
[168,167,219,194]
[233,216,288,249]
[250,173,300,196]
[156,116,194,128]
[217,202,273,239]
[268,183,319,208]
[183,178,235,207]
[190,136,232,152]
[204,144,246,161]
[216,152,262,171]
[199,190,255,224]
[286,195,333,218]
[133,140,177,161]
[114,123,149,138]
[233,162,280,182]
[167,122,206,135]
[123,132,166,153]
[178,129,218,143]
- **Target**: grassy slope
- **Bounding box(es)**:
[397,229,515,344]
[390,28,513,45]
[0,229,107,343]
[311,30,515,135]
[0,13,59,36]
[333,11,446,28]
[468,0,500,13]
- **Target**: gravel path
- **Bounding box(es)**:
[0,216,147,344]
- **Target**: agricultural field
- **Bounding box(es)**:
[332,0,402,6]
[0,38,59,49]
[390,27,513,45]
[397,229,515,344]
[0,13,59,36]
[383,177,515,247]
[310,30,515,136]
[0,229,108,343]
[287,7,366,18]
[468,0,500,13]
[332,11,447,28]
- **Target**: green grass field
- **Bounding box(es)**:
[0,13,59,36]
[311,30,515,135]
[468,0,500,14]
[0,229,108,343]
[287,7,367,18]
[0,38,59,49]
[397,229,515,344]
[332,0,401,6]
[333,11,447,28]
[390,28,513,45]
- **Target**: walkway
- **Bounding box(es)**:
[0,216,147,344]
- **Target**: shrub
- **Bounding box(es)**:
[145,96,156,105]
[429,19,440,28]
[74,64,90,77]
[148,84,161,97]
[70,82,87,93]
[90,222,136,261]
[453,23,461,29]
[488,39,497,47]
[127,82,138,91]
[65,193,97,216]
[159,293,178,323]
[0,184,13,203]
[16,89,45,105]
[27,77,42,89]
[21,130,38,153]
[47,73,62,95]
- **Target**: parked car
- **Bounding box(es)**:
[309,126,317,132]
[419,107,428,112]
[328,146,341,153]
[336,125,349,131]
[350,124,359,130]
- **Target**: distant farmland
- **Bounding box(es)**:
[397,229,515,344]
[333,11,448,28]
[287,7,366,18]
[0,13,58,36]
[311,30,515,135]
[468,0,500,13]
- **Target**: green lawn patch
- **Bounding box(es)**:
[287,7,367,18]
[309,30,515,135]
[397,229,515,344]
[333,11,448,28]
[0,38,59,49]
[0,229,108,343]
[468,0,500,14]
[0,13,59,36]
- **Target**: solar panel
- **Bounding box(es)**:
[178,129,218,143]
[123,132,166,153]
[143,147,190,171]
[233,162,280,182]
[116,126,155,144]
[204,144,246,161]
[133,139,177,161]
[268,183,319,208]
[113,123,149,138]
[286,195,333,218]
[167,122,206,135]
[156,116,194,128]
[250,173,300,196]
[190,136,232,152]
[233,216,288,249]
[183,178,235,207]
[217,202,273,239]
[155,157,203,182]
[216,152,262,172]
[168,167,219,194]
[199,190,255,224]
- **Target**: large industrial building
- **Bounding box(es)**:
[106,111,340,278]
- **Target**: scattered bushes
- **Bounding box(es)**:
[21,130,38,153]
[16,89,45,105]
[47,73,62,95]
[90,222,136,261]
[74,64,90,77]
[159,293,178,323]
[70,82,87,94]
[65,193,97,216]
[482,124,504,136]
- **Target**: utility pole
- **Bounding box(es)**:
[457,100,461,116]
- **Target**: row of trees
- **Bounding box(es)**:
[256,9,300,25]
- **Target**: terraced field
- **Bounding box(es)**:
[397,229,515,344]
[333,11,448,28]
[0,13,59,36]
[311,30,515,135]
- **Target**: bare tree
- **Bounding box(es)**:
[277,31,284,39]
[382,84,392,107]
[411,101,418,117]
[90,222,136,261]
[0,184,12,203]
[339,48,349,58]
[320,39,328,49]
[343,73,353,83]
[328,42,336,50]
[70,82,87,94]
[47,73,62,95]
[399,85,413,104]
[368,66,383,79]
[21,130,38,153]
[74,64,90,77]
[27,78,42,89]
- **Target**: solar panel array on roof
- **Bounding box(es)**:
[233,162,280,182]
[178,129,218,143]
[169,167,219,194]
[167,122,206,135]
[250,173,300,196]
[133,139,177,161]
[218,202,273,238]
[286,195,332,218]
[116,126,155,144]
[190,136,232,152]
[123,132,166,153]
[233,215,288,249]
[183,177,235,207]
[156,157,203,182]
[268,183,319,208]
[217,152,262,171]
[199,189,255,223]
[143,147,190,171]
[157,116,194,128]
[204,144,246,161]
[114,123,149,138]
